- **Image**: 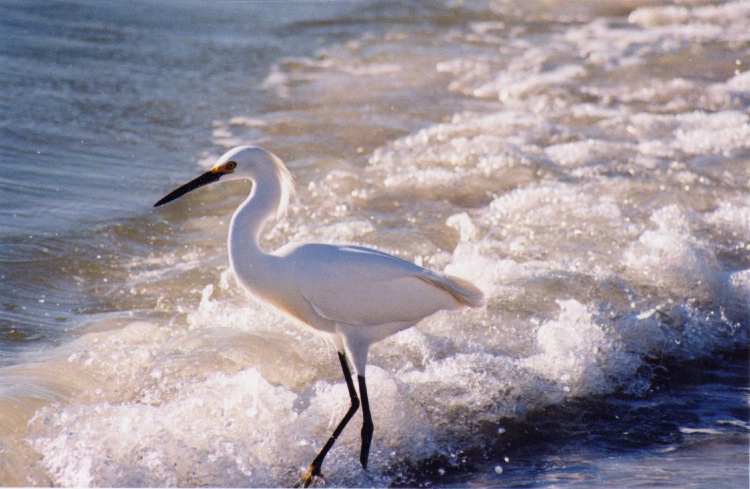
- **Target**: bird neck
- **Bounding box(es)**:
[228,171,283,261]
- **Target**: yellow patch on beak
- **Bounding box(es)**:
[212,161,237,175]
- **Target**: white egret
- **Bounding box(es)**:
[154,146,484,487]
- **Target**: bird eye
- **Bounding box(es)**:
[226,161,237,171]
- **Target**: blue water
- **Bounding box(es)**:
[1,0,347,344]
[1,1,748,487]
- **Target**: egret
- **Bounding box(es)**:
[154,146,484,486]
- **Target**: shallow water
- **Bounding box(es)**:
[1,1,748,487]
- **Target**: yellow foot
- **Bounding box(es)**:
[294,464,325,488]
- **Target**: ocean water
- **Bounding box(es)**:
[0,0,748,487]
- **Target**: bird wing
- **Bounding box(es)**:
[272,243,479,328]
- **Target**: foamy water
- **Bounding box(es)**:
[1,1,748,487]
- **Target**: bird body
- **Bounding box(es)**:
[155,146,483,486]
[240,241,479,374]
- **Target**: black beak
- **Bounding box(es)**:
[154,170,223,207]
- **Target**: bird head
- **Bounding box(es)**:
[154,146,293,212]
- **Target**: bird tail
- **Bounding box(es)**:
[419,272,485,309]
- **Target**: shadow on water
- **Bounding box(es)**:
[390,349,749,488]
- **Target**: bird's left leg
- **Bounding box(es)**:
[358,374,374,470]
[297,351,360,488]
[337,328,375,471]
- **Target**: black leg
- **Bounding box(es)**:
[297,351,360,488]
[358,374,374,470]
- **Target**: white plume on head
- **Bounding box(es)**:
[268,150,295,219]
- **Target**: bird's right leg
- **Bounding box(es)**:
[298,351,360,488]
[357,374,374,470]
